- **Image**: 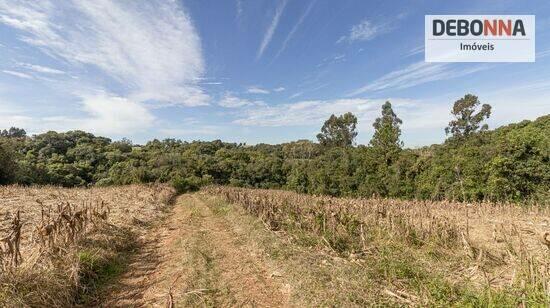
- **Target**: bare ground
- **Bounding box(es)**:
[100,194,290,307]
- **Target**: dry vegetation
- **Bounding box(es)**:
[207,186,550,306]
[0,184,175,306]
[1,183,548,306]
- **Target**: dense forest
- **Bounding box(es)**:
[1,94,548,204]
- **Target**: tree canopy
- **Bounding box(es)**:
[0,127,26,138]
[0,96,547,204]
[446,94,491,138]
[316,112,358,147]
[370,101,403,164]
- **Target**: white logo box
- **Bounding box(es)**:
[425,15,535,62]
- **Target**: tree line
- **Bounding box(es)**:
[0,94,548,204]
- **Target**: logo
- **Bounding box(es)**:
[425,15,535,62]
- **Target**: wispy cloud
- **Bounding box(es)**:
[232,96,460,146]
[0,0,208,106]
[159,126,221,137]
[536,48,550,58]
[483,91,550,127]
[17,63,65,75]
[337,19,390,43]
[273,87,285,92]
[288,83,329,100]
[236,0,243,20]
[0,114,33,130]
[218,93,265,108]
[247,86,270,94]
[2,70,33,79]
[257,0,287,59]
[404,45,424,58]
[234,98,415,127]
[0,100,33,129]
[274,0,316,59]
[486,79,550,94]
[317,54,346,67]
[349,61,492,96]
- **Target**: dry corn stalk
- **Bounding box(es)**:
[206,185,549,291]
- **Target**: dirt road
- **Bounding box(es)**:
[101,194,290,307]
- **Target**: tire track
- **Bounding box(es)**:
[101,194,289,307]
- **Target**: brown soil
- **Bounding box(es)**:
[101,194,290,307]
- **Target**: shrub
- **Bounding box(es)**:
[172,175,202,194]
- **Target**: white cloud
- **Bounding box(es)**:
[273,87,285,92]
[77,94,155,135]
[274,0,316,58]
[257,0,287,59]
[236,0,243,20]
[0,0,207,106]
[337,19,389,43]
[218,93,265,108]
[233,98,416,127]
[0,93,155,136]
[18,63,64,74]
[404,45,424,57]
[36,94,154,136]
[0,114,33,131]
[485,95,550,126]
[536,48,550,58]
[1,70,33,79]
[349,61,492,96]
[247,86,270,94]
[399,102,451,130]
[159,126,221,137]
[317,54,346,67]
[0,100,34,128]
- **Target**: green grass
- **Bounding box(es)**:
[73,224,140,305]
[75,247,127,304]
[78,249,125,284]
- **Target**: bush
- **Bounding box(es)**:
[95,178,114,187]
[172,175,202,194]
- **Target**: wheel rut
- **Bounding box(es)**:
[100,194,289,307]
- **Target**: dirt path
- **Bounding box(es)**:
[101,194,290,307]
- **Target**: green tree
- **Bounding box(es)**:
[316,112,358,147]
[0,142,17,184]
[282,140,320,159]
[370,101,403,164]
[0,127,26,138]
[445,94,491,138]
[367,102,404,197]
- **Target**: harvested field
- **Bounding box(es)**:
[1,184,548,307]
[207,186,550,306]
[0,184,175,307]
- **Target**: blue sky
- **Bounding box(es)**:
[0,0,549,146]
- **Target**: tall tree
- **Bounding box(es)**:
[445,94,491,138]
[317,112,358,147]
[0,127,26,138]
[370,101,403,165]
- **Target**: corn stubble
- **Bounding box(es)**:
[1,183,547,306]
[207,186,549,305]
[0,184,175,306]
